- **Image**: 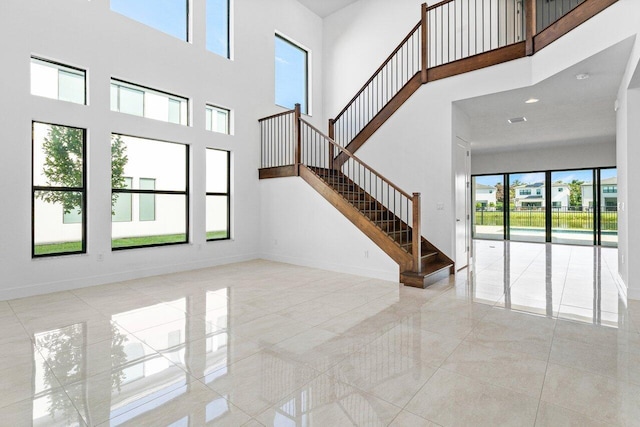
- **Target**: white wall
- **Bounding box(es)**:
[0,0,324,299]
[472,140,616,175]
[259,177,399,281]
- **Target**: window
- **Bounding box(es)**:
[110,0,188,41]
[111,80,188,125]
[33,122,86,256]
[520,189,531,196]
[31,57,85,104]
[603,186,617,194]
[206,0,230,58]
[206,149,230,240]
[139,178,156,221]
[206,105,230,134]
[536,189,541,195]
[275,34,308,114]
[558,187,563,192]
[552,201,561,208]
[111,134,188,249]
[113,177,133,222]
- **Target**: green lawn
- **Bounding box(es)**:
[34,241,83,256]
[35,230,229,255]
[206,230,229,240]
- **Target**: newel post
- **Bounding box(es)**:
[294,103,301,175]
[421,3,429,83]
[328,118,335,170]
[525,0,536,56]
[412,192,422,272]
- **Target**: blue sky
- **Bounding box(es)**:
[275,36,307,113]
[206,0,229,57]
[111,0,187,40]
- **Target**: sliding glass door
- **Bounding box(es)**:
[472,175,504,240]
[472,167,617,248]
[551,169,595,246]
[509,172,546,243]
[600,168,618,247]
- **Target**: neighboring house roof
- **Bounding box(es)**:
[581,177,617,186]
[514,182,544,188]
[475,184,495,190]
[524,195,543,199]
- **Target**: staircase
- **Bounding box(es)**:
[258,0,617,287]
[304,166,454,287]
[329,0,618,161]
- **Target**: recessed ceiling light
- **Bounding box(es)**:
[508,117,527,124]
[525,98,539,104]
[576,73,590,80]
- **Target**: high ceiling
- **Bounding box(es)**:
[297,0,359,17]
[455,37,634,153]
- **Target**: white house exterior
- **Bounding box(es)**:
[582,177,618,211]
[474,183,497,208]
[513,182,570,209]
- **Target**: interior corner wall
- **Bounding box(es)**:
[0,0,323,300]
[617,34,640,300]
[258,177,399,282]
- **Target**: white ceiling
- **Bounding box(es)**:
[455,37,634,154]
[297,0,359,17]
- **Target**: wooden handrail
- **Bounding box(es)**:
[258,109,295,122]
[333,21,422,122]
[426,0,456,11]
[300,118,413,200]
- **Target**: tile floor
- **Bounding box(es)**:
[1,240,639,426]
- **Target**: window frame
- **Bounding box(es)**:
[110,78,189,126]
[206,148,231,242]
[111,133,190,251]
[206,0,231,59]
[30,56,87,105]
[205,104,231,135]
[32,121,87,258]
[274,33,310,115]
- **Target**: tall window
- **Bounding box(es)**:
[33,122,86,257]
[111,134,189,249]
[275,34,308,114]
[110,0,188,41]
[30,57,85,105]
[110,79,188,125]
[206,105,230,134]
[206,149,230,240]
[206,0,230,58]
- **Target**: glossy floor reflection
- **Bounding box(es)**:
[1,242,639,426]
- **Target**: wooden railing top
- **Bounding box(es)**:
[258,109,296,122]
[300,118,413,200]
[333,20,422,122]
[426,0,456,11]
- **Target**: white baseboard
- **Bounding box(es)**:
[260,253,399,283]
[1,253,259,301]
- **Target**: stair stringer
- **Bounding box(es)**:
[299,166,415,275]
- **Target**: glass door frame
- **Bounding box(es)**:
[471,166,616,247]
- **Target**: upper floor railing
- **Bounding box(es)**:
[329,0,614,153]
